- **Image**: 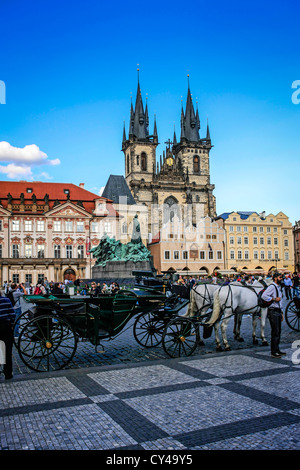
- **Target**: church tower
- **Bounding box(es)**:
[122,73,158,200]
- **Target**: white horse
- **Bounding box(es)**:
[206,279,271,351]
[184,283,220,343]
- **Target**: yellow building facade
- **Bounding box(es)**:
[215,211,294,274]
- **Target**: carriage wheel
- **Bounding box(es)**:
[285,299,300,331]
[17,314,77,372]
[13,310,35,347]
[162,317,199,358]
[133,311,166,347]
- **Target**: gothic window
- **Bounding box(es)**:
[127,154,130,174]
[141,152,147,171]
[193,155,200,173]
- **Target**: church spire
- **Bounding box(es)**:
[180,75,200,143]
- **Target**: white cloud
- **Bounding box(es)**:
[0,141,60,180]
[0,163,33,179]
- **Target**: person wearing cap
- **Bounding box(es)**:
[261,272,286,358]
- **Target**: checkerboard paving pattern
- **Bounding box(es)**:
[1,350,300,450]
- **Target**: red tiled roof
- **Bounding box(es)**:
[0,181,119,217]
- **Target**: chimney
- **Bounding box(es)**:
[79,183,85,188]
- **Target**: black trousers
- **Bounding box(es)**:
[267,308,282,354]
[284,287,292,299]
[0,322,13,378]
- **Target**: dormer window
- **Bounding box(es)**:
[64,189,70,194]
[27,188,32,193]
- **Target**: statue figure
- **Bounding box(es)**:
[20,193,25,204]
[90,216,150,267]
[32,193,37,204]
[7,193,12,204]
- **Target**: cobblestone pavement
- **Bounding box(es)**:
[1,297,299,451]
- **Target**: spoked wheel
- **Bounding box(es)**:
[285,299,300,331]
[133,311,167,347]
[13,309,35,347]
[162,317,199,358]
[17,314,77,372]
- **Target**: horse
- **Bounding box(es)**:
[184,282,221,343]
[206,279,272,351]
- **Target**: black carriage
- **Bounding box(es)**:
[285,296,300,331]
[15,287,189,372]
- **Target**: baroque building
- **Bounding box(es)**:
[215,211,294,274]
[0,181,119,285]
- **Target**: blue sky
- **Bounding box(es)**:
[0,0,299,223]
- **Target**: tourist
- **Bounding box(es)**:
[90,282,101,297]
[292,272,299,298]
[0,293,15,380]
[283,274,292,300]
[101,282,108,294]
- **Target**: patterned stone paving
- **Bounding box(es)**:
[1,346,300,451]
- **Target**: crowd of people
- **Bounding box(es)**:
[174,271,300,298]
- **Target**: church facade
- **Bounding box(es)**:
[121,77,225,275]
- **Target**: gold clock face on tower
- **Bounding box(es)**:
[167,157,173,166]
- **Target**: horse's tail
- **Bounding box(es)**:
[184,288,196,318]
[206,290,221,325]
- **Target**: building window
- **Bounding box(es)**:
[174,251,179,260]
[253,237,258,245]
[267,226,271,232]
[127,154,130,174]
[260,250,265,260]
[274,227,278,233]
[65,221,73,232]
[237,250,242,260]
[37,245,45,258]
[91,222,98,232]
[236,226,241,232]
[77,245,84,258]
[164,250,170,260]
[25,244,32,258]
[244,250,249,260]
[54,245,61,258]
[284,251,289,260]
[25,274,32,283]
[237,237,242,245]
[38,274,44,283]
[54,220,61,231]
[37,220,45,231]
[104,222,111,233]
[274,237,278,245]
[229,226,234,232]
[208,251,213,260]
[141,152,147,171]
[253,226,257,232]
[24,220,32,231]
[260,226,264,233]
[183,251,188,260]
[193,155,200,173]
[284,239,289,247]
[200,251,205,260]
[12,244,19,258]
[244,236,248,245]
[66,245,73,258]
[217,251,222,260]
[254,250,258,260]
[267,237,271,245]
[260,237,264,245]
[243,226,248,232]
[230,236,234,245]
[122,222,127,234]
[268,250,272,260]
[12,274,19,283]
[12,220,20,231]
[283,229,288,235]
[230,250,235,260]
[77,222,84,233]
[274,251,279,259]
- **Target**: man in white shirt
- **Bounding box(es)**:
[261,272,286,358]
